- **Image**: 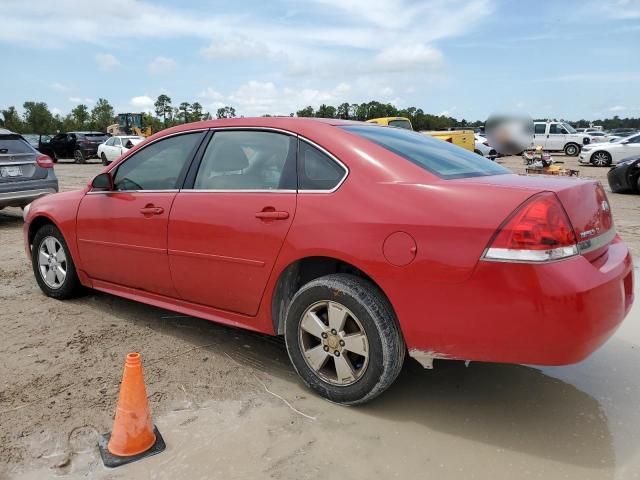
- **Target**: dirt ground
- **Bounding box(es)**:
[1,154,639,479]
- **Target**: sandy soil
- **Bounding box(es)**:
[1,155,639,479]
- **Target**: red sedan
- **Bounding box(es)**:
[24,118,633,404]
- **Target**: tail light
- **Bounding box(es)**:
[36,154,54,168]
[483,192,578,262]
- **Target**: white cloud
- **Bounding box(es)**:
[200,36,271,60]
[130,95,155,112]
[95,53,120,71]
[68,96,94,104]
[148,56,176,75]
[374,44,443,72]
[609,105,626,112]
[198,81,355,116]
[50,82,71,92]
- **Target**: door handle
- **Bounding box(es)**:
[140,205,164,215]
[255,210,289,220]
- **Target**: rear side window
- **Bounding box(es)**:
[342,125,509,180]
[113,132,204,191]
[0,135,35,154]
[298,141,346,190]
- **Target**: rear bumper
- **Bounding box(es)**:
[401,237,633,366]
[79,147,99,158]
[0,179,58,208]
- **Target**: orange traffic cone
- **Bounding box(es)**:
[98,352,166,468]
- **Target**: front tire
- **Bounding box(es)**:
[101,152,109,166]
[564,143,579,156]
[284,274,405,405]
[591,151,612,167]
[31,224,82,299]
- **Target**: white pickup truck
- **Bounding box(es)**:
[533,121,592,156]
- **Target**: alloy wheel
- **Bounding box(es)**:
[592,152,611,167]
[38,236,67,289]
[298,300,369,386]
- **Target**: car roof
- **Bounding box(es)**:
[0,128,17,135]
[148,117,371,141]
[68,131,107,134]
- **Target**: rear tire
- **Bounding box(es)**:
[284,274,405,405]
[31,224,83,299]
[74,150,86,164]
[101,153,109,166]
[591,151,612,167]
[564,143,579,156]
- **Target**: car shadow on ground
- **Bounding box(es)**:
[75,290,639,472]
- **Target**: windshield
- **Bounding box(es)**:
[388,119,413,130]
[342,125,509,180]
[562,123,577,134]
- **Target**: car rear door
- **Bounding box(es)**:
[167,129,297,316]
[76,130,206,296]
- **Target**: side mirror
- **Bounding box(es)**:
[92,172,114,191]
[621,140,630,144]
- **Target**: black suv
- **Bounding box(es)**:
[39,131,109,163]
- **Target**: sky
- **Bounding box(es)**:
[1,0,639,121]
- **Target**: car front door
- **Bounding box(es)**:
[167,129,297,316]
[546,123,566,150]
[617,134,640,162]
[76,130,206,296]
[533,123,548,148]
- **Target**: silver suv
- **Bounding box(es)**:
[0,128,58,210]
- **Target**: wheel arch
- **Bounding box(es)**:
[270,256,396,336]
[28,214,59,248]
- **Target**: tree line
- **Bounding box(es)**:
[2,96,639,134]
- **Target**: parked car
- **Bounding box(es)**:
[607,155,640,193]
[474,133,497,159]
[587,131,616,143]
[533,121,591,156]
[98,135,145,165]
[0,128,58,210]
[609,128,638,137]
[39,131,110,163]
[579,132,640,166]
[23,118,633,405]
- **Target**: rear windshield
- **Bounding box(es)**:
[388,119,412,130]
[0,135,35,154]
[77,133,109,140]
[341,125,509,179]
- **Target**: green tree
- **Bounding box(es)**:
[216,106,236,119]
[71,104,90,129]
[23,101,55,134]
[191,102,204,121]
[178,102,191,123]
[1,106,25,132]
[154,94,172,124]
[91,98,115,131]
[316,104,336,118]
[337,102,351,119]
[296,106,315,117]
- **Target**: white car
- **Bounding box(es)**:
[98,135,144,165]
[533,121,591,156]
[474,134,497,159]
[587,131,618,143]
[579,132,640,166]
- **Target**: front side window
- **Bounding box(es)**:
[342,125,509,180]
[298,140,346,190]
[114,137,122,147]
[105,137,115,146]
[113,132,204,191]
[193,130,296,190]
[627,134,640,144]
[534,124,546,134]
[549,124,566,134]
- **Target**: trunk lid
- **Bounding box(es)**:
[457,174,615,261]
[0,134,48,183]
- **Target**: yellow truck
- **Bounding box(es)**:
[366,117,475,152]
